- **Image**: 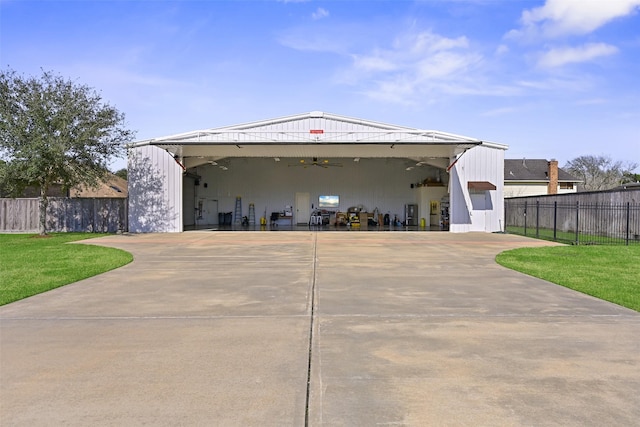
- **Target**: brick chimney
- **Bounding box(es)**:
[548,159,558,194]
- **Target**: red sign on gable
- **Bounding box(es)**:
[310,129,324,134]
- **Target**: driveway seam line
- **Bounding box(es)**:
[304,231,318,427]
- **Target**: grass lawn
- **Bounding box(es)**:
[0,233,133,306]
[496,245,640,312]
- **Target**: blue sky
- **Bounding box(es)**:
[1,0,639,172]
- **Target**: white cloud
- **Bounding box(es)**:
[312,7,329,20]
[415,51,476,79]
[495,44,509,55]
[480,106,519,117]
[516,75,594,92]
[394,30,469,53]
[351,53,397,73]
[278,33,349,54]
[575,98,609,106]
[538,43,618,68]
[350,30,477,79]
[514,0,640,39]
[339,30,526,103]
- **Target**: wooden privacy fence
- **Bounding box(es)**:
[0,198,128,233]
[505,190,640,245]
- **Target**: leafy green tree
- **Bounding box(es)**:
[114,168,128,181]
[564,155,638,191]
[0,69,135,234]
[622,171,640,183]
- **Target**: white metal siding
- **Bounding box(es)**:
[128,145,183,232]
[449,145,505,232]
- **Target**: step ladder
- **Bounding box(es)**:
[248,203,256,225]
[233,196,242,225]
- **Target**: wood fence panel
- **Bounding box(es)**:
[0,198,127,233]
[0,198,39,231]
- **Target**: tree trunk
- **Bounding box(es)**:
[39,186,48,236]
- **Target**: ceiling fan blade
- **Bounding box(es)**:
[289,158,343,168]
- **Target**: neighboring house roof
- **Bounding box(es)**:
[18,173,128,198]
[613,182,640,190]
[504,159,580,183]
[71,174,128,198]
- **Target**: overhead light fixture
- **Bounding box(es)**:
[274,157,280,162]
[208,161,218,165]
[354,157,360,162]
[220,165,228,170]
[406,166,414,171]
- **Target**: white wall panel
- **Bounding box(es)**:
[128,145,183,232]
[187,158,445,226]
[417,186,448,227]
[504,184,547,198]
[449,144,505,233]
[504,183,577,198]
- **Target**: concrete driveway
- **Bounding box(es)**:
[1,232,639,426]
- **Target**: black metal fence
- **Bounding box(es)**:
[505,199,640,245]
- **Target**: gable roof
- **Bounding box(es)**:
[71,174,128,198]
[505,159,580,182]
[17,173,128,198]
[132,111,506,168]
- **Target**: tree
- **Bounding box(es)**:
[622,171,640,183]
[114,168,128,181]
[564,155,639,192]
[0,69,135,234]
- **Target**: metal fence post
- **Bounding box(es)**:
[524,200,527,236]
[575,201,580,245]
[553,201,557,241]
[626,202,631,246]
[535,200,540,238]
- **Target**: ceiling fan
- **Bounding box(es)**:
[288,157,343,168]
